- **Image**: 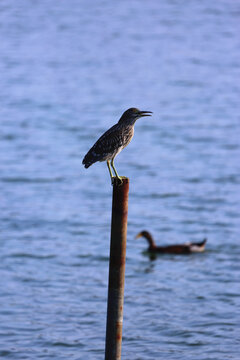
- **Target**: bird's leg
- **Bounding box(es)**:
[111,159,123,185]
[107,160,114,184]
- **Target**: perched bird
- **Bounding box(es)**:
[135,230,207,254]
[82,108,152,184]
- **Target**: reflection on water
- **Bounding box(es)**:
[0,1,240,359]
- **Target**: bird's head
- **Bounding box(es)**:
[135,230,156,248]
[135,230,151,240]
[118,108,152,125]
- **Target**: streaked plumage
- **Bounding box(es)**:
[136,230,207,255]
[82,108,152,183]
[82,123,133,168]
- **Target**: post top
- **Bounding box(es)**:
[112,176,129,187]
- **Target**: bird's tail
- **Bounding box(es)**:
[189,238,207,252]
[82,154,93,168]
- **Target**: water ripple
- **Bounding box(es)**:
[9,253,56,260]
[0,1,239,359]
[0,176,65,183]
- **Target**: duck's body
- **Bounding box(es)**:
[136,231,207,254]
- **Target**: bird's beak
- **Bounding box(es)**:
[138,111,152,117]
[135,233,142,239]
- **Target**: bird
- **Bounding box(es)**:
[135,230,207,254]
[82,108,152,184]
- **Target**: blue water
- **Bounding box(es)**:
[0,1,240,359]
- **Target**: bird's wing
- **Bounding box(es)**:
[82,124,124,167]
[96,123,125,150]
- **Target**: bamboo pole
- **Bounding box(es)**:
[105,177,129,360]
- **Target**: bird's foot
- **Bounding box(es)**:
[111,176,124,186]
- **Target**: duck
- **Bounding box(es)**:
[135,230,207,254]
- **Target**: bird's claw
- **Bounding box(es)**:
[111,176,123,186]
[117,177,123,186]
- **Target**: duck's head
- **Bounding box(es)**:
[135,230,151,239]
[135,230,156,249]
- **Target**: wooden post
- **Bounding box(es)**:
[105,177,129,360]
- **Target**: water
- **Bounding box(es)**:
[0,1,240,359]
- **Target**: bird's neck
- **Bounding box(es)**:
[118,118,137,126]
[144,232,156,249]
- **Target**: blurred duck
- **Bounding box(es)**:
[135,230,207,254]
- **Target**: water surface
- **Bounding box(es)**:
[0,1,240,359]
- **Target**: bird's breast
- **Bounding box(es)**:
[121,126,134,148]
